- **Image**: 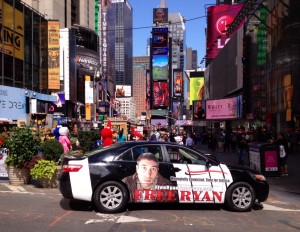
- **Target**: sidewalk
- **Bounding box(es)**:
[194,143,300,195]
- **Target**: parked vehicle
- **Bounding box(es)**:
[58,141,269,213]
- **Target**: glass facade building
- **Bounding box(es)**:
[0,0,48,94]
[113,0,133,87]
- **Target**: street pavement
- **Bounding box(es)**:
[0,143,299,196]
[194,143,300,195]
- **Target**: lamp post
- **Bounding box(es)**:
[89,66,101,122]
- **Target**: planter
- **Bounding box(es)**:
[34,166,61,188]
[7,166,30,185]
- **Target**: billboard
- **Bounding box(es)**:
[116,85,131,97]
[173,69,183,97]
[153,8,168,24]
[206,4,243,60]
[193,100,206,120]
[152,81,168,108]
[152,27,168,47]
[48,20,60,89]
[0,0,24,60]
[189,72,204,105]
[152,54,168,81]
[206,96,242,120]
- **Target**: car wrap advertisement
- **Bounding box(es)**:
[122,153,233,203]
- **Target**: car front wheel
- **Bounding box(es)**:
[93,181,128,213]
[225,182,256,212]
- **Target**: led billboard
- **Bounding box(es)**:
[189,72,204,105]
[173,69,183,97]
[193,100,206,120]
[152,54,168,81]
[152,27,168,47]
[206,95,242,120]
[153,8,168,24]
[206,4,243,60]
[116,85,131,97]
[152,81,169,108]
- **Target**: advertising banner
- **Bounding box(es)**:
[0,0,24,60]
[193,100,206,120]
[152,27,168,47]
[206,96,242,119]
[189,76,204,106]
[0,85,27,120]
[152,81,169,108]
[152,54,168,81]
[173,69,183,97]
[153,8,168,24]
[206,4,243,60]
[85,76,93,104]
[116,85,131,97]
[48,20,60,89]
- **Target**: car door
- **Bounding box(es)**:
[115,144,176,203]
[165,145,230,204]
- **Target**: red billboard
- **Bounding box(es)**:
[206,4,244,60]
[152,81,169,108]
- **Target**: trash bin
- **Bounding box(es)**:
[248,142,280,177]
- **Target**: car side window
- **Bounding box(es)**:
[115,150,133,161]
[166,145,206,165]
[132,145,163,162]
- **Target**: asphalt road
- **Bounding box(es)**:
[0,183,300,232]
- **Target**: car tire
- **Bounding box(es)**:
[93,181,128,214]
[225,182,256,212]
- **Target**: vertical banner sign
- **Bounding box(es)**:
[85,75,92,121]
[0,0,24,60]
[189,72,205,106]
[48,20,60,89]
[173,69,183,97]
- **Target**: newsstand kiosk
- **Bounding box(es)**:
[248,142,280,177]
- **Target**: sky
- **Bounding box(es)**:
[129,0,216,65]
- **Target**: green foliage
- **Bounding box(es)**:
[4,126,41,168]
[30,160,58,180]
[78,130,99,152]
[40,139,64,161]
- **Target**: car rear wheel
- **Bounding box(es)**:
[93,181,128,213]
[225,182,256,212]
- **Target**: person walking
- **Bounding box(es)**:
[237,133,248,166]
[185,133,194,149]
[276,132,289,176]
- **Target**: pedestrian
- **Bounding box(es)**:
[288,129,297,155]
[116,129,126,142]
[276,132,289,176]
[185,133,194,149]
[237,133,248,166]
[217,131,225,154]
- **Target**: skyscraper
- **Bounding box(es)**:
[113,0,133,87]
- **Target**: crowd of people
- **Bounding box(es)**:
[1,121,295,178]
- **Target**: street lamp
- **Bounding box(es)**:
[89,66,101,122]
